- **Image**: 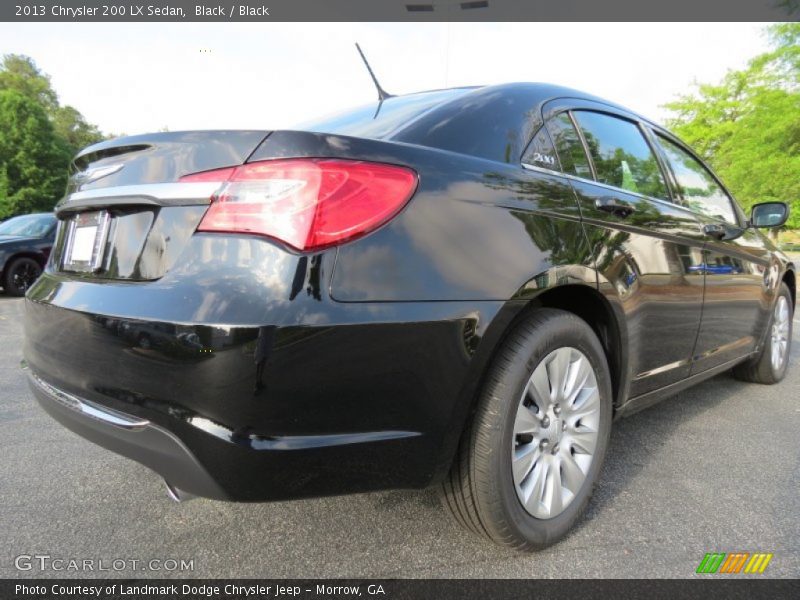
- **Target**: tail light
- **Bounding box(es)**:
[181,159,418,252]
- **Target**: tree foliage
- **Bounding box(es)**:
[53,104,104,152]
[664,24,800,229]
[0,90,72,218]
[0,54,59,114]
[0,55,105,219]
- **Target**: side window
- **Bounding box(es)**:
[545,113,593,180]
[655,135,737,224]
[572,111,668,200]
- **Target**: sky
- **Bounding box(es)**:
[0,22,771,136]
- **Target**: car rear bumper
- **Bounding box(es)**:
[23,272,508,501]
[27,369,228,500]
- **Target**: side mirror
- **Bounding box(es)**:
[750,202,789,228]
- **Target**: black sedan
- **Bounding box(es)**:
[0,212,56,296]
[23,83,794,550]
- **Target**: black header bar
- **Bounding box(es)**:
[3,578,800,600]
[2,0,798,22]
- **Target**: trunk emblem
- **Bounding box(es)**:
[74,163,124,186]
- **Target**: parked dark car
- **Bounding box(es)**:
[23,83,794,550]
[0,212,56,296]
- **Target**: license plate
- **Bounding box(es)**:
[63,211,111,272]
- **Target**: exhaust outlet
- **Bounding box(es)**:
[163,479,197,503]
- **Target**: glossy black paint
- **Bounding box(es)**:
[23,83,795,501]
[692,229,774,372]
[48,206,208,281]
[70,130,269,192]
[25,250,511,497]
[572,176,707,397]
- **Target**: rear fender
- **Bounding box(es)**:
[432,268,627,482]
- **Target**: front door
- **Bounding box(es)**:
[651,133,771,372]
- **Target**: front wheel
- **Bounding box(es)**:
[441,308,613,550]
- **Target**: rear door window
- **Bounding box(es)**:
[572,111,669,201]
[654,134,738,224]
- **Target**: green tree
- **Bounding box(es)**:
[0,90,71,219]
[53,104,104,151]
[664,24,800,230]
[0,54,58,114]
[0,54,104,154]
[0,54,106,217]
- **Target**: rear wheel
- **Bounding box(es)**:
[441,308,612,550]
[733,282,793,384]
[3,257,42,297]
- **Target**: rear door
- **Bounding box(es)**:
[650,132,772,372]
[536,102,707,398]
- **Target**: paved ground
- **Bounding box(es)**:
[1,293,798,579]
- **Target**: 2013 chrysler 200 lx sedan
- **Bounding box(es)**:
[24,83,795,549]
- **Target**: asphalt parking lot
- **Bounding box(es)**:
[1,293,798,579]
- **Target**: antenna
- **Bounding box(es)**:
[355,43,392,102]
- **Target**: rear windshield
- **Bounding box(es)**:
[296,88,471,139]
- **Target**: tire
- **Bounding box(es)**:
[3,257,42,297]
[732,282,793,384]
[441,308,613,550]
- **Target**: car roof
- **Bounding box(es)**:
[418,82,643,112]
[377,82,655,164]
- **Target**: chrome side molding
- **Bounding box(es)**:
[28,371,150,430]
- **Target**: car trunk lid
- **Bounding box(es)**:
[52,130,269,281]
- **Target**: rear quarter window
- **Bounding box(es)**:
[521,127,559,170]
[545,113,593,180]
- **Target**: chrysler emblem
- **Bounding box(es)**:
[74,163,125,185]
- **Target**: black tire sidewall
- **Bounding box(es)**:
[477,310,613,547]
[4,257,41,297]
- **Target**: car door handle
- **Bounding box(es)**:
[595,196,636,218]
[702,223,727,240]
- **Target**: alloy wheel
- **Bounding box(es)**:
[771,296,790,373]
